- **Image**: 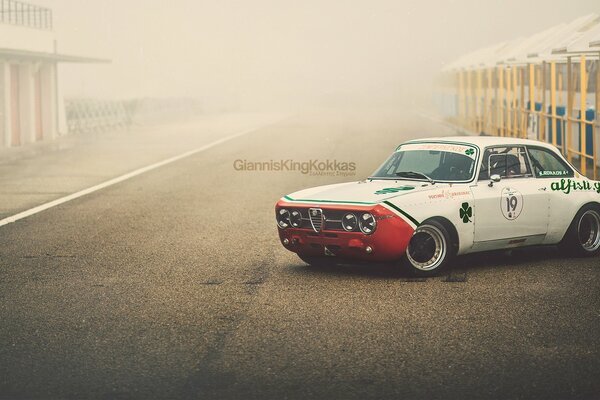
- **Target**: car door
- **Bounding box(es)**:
[470,145,550,250]
[526,145,579,244]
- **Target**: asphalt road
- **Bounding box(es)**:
[0,109,599,399]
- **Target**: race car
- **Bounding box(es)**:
[275,136,600,276]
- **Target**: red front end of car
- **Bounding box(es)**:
[275,199,415,262]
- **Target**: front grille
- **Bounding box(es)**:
[309,208,323,232]
[287,208,356,232]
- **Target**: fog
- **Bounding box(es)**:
[36,0,598,111]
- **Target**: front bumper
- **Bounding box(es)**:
[275,201,415,262]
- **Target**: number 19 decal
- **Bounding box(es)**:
[501,187,523,220]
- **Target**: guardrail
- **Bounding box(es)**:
[65,99,133,134]
[0,0,52,30]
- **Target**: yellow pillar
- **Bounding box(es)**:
[580,55,587,176]
[520,67,526,138]
[508,67,513,137]
[477,69,483,133]
[558,70,564,148]
[506,67,512,137]
[541,62,547,142]
[498,66,504,136]
[550,61,557,146]
[458,71,465,126]
[511,67,519,137]
[529,64,535,112]
[486,68,493,134]
[567,57,573,162]
[467,70,473,131]
[529,64,535,139]
[595,55,599,179]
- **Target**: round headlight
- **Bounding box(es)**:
[359,213,377,234]
[277,208,290,229]
[290,210,302,228]
[342,213,358,231]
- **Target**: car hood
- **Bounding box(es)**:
[285,179,453,205]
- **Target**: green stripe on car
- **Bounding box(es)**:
[382,201,420,227]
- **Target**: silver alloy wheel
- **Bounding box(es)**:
[578,209,600,252]
[406,224,447,271]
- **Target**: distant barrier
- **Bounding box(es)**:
[65,99,133,134]
[128,97,205,125]
[64,97,206,134]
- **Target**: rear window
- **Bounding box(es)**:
[527,147,574,178]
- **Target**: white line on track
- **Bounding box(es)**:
[0,119,283,228]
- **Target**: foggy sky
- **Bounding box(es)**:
[35,0,599,108]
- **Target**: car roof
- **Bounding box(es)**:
[403,136,558,150]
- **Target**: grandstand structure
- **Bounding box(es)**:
[0,0,108,148]
[438,14,600,179]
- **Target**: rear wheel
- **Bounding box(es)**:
[562,205,600,257]
[402,220,454,277]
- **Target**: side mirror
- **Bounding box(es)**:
[488,174,501,187]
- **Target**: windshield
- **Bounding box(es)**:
[370,142,478,182]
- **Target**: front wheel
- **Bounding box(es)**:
[401,220,454,277]
[562,205,600,257]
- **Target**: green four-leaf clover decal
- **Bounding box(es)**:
[465,148,475,156]
[374,186,415,195]
[459,202,472,223]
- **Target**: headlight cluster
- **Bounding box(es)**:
[343,212,376,234]
[277,208,302,229]
[276,208,376,235]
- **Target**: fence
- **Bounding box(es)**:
[438,15,600,179]
[439,58,600,180]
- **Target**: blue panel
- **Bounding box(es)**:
[546,105,565,146]
[579,109,594,157]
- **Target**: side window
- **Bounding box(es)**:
[479,146,532,180]
[527,147,574,178]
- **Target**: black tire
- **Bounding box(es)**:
[401,219,455,277]
[561,204,600,257]
[298,255,335,267]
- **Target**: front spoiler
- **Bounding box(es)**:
[276,202,415,262]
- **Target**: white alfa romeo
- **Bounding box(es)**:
[275,137,600,276]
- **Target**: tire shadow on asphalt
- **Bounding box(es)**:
[288,262,407,280]
[286,245,573,281]
[453,245,568,271]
